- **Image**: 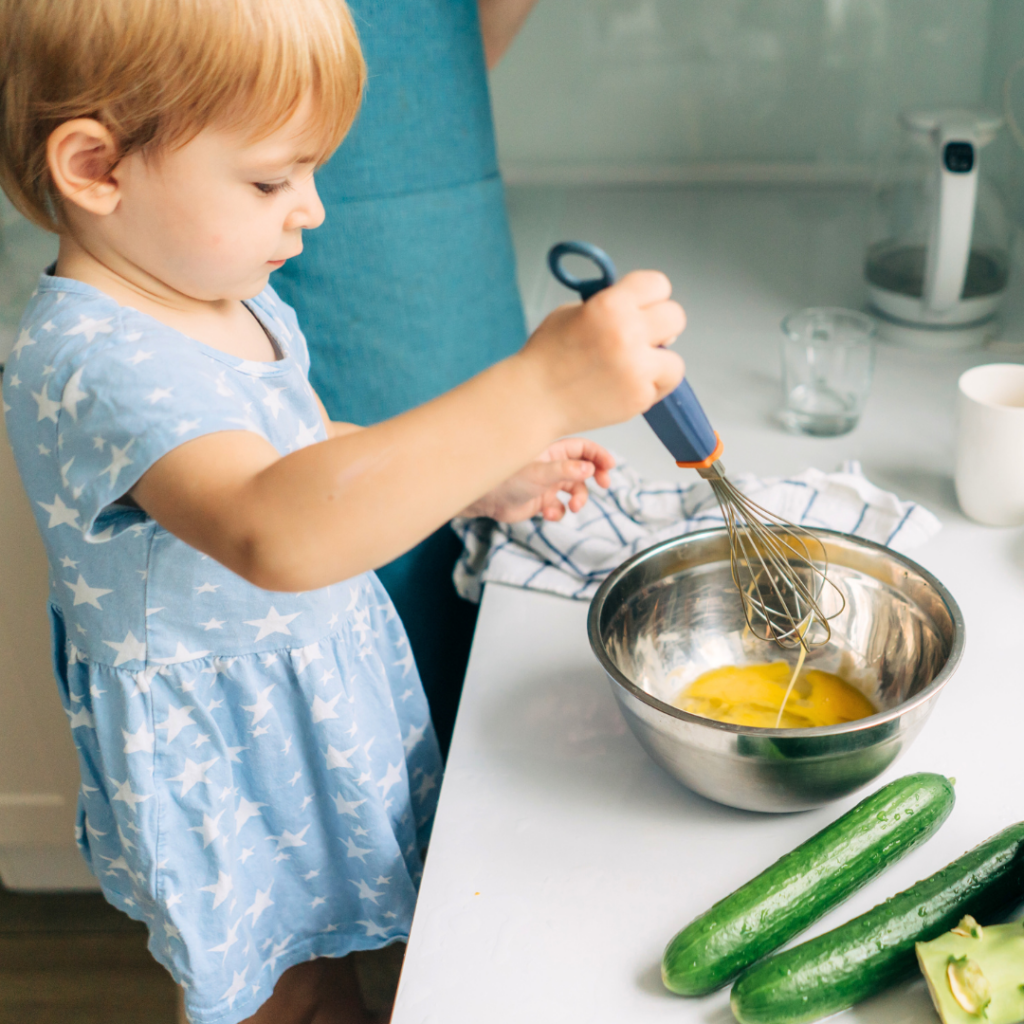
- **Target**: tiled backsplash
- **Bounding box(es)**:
[491,0,1024,187]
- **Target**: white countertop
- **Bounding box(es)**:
[392,185,1024,1024]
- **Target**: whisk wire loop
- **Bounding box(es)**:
[701,464,845,649]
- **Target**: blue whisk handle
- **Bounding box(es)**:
[546,241,721,467]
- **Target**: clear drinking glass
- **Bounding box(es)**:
[780,308,877,437]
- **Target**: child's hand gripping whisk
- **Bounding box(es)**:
[548,241,845,651]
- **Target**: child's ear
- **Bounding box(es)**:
[47,119,123,216]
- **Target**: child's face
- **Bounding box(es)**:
[108,98,326,302]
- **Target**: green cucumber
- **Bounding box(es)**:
[730,822,1024,1024]
[662,773,955,995]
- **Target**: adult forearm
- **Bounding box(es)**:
[478,0,539,69]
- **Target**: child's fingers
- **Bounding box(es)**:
[643,300,687,346]
[614,269,673,307]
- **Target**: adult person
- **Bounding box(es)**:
[273,0,540,756]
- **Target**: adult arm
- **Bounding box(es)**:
[478,0,540,69]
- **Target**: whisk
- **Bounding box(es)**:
[548,241,844,651]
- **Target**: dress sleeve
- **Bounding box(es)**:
[55,331,259,541]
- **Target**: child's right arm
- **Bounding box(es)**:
[129,270,685,591]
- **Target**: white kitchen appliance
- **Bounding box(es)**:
[865,109,1010,349]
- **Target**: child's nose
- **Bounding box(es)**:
[287,178,325,231]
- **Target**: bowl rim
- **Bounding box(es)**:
[587,526,965,738]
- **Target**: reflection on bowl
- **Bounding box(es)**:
[588,529,963,812]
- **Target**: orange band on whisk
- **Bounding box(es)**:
[676,433,724,469]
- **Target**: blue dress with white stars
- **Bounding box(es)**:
[2,271,443,1024]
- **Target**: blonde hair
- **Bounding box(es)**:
[0,0,365,231]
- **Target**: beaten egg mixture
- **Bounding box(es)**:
[675,661,875,729]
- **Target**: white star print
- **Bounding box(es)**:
[164,890,184,910]
[293,642,322,672]
[310,896,326,909]
[100,440,134,488]
[31,385,61,422]
[191,733,210,749]
[130,665,160,697]
[59,456,75,488]
[154,641,211,664]
[265,935,294,973]
[356,919,390,938]
[38,494,81,529]
[342,838,372,863]
[65,314,113,343]
[375,876,391,886]
[266,824,310,852]
[155,703,196,743]
[402,722,428,754]
[415,772,438,802]
[85,818,105,840]
[292,418,320,449]
[376,762,403,798]
[109,776,151,813]
[252,724,270,738]
[221,968,248,1009]
[243,885,274,925]
[300,795,313,811]
[188,810,224,848]
[126,349,154,366]
[208,917,242,959]
[200,618,225,631]
[394,649,415,677]
[64,573,112,610]
[194,582,220,594]
[103,630,146,666]
[239,847,255,864]
[146,387,173,404]
[234,797,266,834]
[36,442,49,454]
[122,722,155,754]
[10,329,35,359]
[282,736,293,755]
[241,684,276,725]
[172,418,201,437]
[199,869,234,909]
[350,878,382,902]
[102,854,132,877]
[288,770,302,786]
[245,606,300,642]
[168,756,219,796]
[261,385,286,418]
[60,367,89,420]
[65,705,95,729]
[92,436,105,450]
[333,793,366,818]
[310,693,341,724]
[324,744,359,770]
[225,745,247,763]
[164,921,181,942]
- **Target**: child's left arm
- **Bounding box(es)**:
[459,438,615,523]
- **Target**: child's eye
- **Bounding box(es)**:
[254,180,292,196]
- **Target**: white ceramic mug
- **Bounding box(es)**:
[955,363,1024,526]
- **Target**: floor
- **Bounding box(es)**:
[0,883,404,1024]
[0,882,178,1024]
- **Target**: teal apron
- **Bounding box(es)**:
[273,0,526,755]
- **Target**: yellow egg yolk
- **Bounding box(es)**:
[675,662,875,729]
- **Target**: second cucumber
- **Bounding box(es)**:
[662,773,955,995]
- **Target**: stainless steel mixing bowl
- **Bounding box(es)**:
[588,528,964,812]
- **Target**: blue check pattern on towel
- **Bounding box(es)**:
[452,460,941,603]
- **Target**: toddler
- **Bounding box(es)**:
[0,0,684,1021]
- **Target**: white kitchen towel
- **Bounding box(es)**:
[451,459,942,603]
